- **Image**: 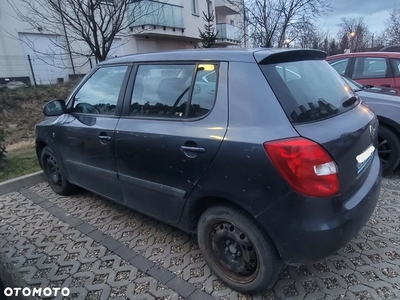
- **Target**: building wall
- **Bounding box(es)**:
[0,0,244,85]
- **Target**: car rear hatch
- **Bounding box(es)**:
[255,49,379,200]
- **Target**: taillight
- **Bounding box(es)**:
[264,137,339,197]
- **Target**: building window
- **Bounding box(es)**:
[230,20,234,26]
[191,0,198,15]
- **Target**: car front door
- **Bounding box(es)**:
[57,65,131,201]
[115,62,228,223]
[328,57,352,76]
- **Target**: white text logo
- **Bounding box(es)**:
[4,287,70,297]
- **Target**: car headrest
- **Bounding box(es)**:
[157,78,187,105]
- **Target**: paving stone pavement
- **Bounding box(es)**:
[0,173,400,299]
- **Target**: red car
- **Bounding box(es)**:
[327,52,400,89]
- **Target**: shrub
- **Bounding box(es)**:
[0,130,6,165]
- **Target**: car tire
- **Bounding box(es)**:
[197,205,281,294]
[41,146,76,195]
[378,126,400,176]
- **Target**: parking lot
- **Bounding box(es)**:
[1,173,400,300]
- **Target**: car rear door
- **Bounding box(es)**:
[389,57,400,89]
[57,64,131,201]
[114,62,228,223]
[350,55,396,88]
[257,50,379,201]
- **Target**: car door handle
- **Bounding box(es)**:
[381,84,391,87]
[98,135,112,141]
[180,146,205,153]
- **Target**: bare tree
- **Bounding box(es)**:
[8,0,166,63]
[287,16,317,48]
[373,32,388,49]
[383,7,400,45]
[338,17,371,52]
[245,0,331,48]
[245,0,284,47]
[338,33,349,53]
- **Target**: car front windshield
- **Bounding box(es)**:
[342,76,364,91]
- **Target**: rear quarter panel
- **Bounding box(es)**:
[180,61,299,232]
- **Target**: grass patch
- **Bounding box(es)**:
[0,147,41,182]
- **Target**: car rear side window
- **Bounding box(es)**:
[352,57,388,79]
[130,63,218,119]
[390,58,400,77]
[260,60,357,124]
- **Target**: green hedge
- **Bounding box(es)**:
[0,131,6,165]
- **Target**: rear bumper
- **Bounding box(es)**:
[256,151,382,265]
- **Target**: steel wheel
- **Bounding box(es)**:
[208,221,259,283]
[41,146,76,195]
[45,155,62,187]
[197,205,280,293]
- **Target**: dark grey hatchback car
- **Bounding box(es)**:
[36,49,382,293]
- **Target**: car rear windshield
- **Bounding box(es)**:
[259,60,358,124]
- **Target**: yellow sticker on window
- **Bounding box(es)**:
[198,64,215,71]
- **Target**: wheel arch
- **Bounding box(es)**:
[184,195,276,246]
[35,139,47,168]
[377,116,400,136]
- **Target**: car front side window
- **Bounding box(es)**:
[328,58,350,75]
[72,66,128,115]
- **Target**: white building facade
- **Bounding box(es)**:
[0,0,244,85]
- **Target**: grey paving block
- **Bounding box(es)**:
[129,255,154,273]
[147,264,175,284]
[46,205,64,216]
[76,222,97,235]
[88,229,110,243]
[38,200,55,209]
[67,217,85,227]
[166,276,196,298]
[113,245,137,261]
[188,289,215,300]
[101,237,121,251]
[56,212,76,223]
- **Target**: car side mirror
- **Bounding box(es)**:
[43,99,66,116]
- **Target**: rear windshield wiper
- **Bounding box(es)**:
[342,96,358,108]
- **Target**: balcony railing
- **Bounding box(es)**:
[215,0,240,15]
[216,23,241,42]
[129,1,184,29]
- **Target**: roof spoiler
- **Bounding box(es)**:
[254,49,327,65]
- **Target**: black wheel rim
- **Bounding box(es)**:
[45,155,62,187]
[378,136,391,166]
[206,221,259,283]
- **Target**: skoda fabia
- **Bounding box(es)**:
[36,49,382,293]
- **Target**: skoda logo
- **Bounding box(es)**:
[369,124,376,137]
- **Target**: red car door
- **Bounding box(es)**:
[351,56,396,88]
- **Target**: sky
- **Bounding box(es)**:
[316,0,397,35]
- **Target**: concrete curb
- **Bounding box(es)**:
[0,171,45,196]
